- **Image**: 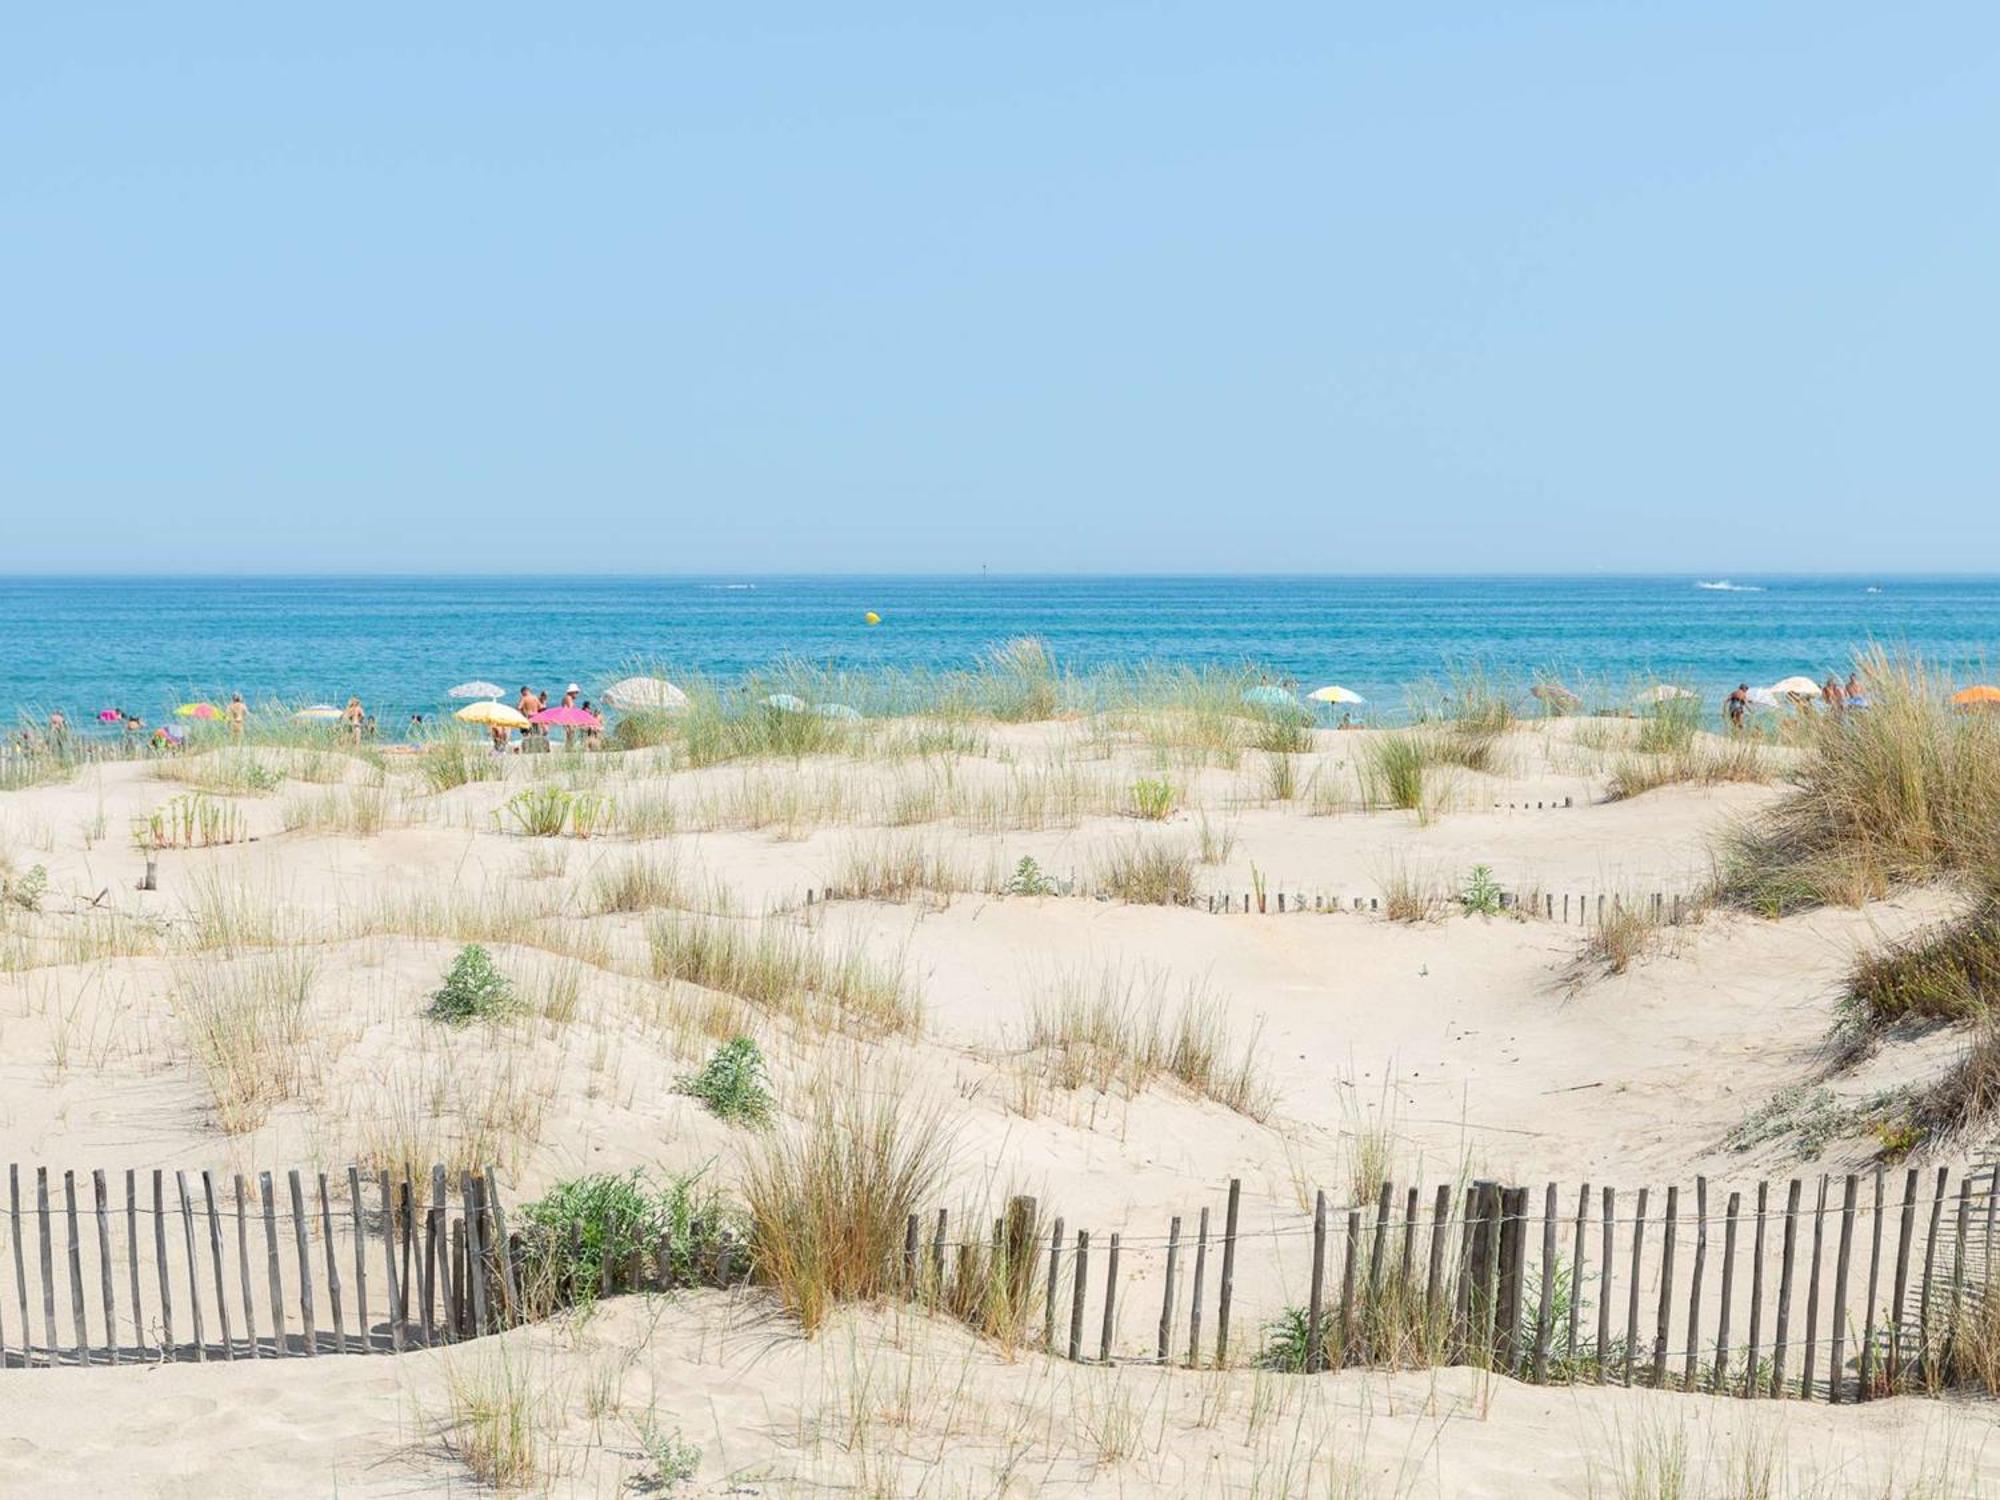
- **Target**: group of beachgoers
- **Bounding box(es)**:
[1724,671,1864,729]
[489,684,603,754]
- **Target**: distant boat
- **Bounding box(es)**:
[1695,580,1764,592]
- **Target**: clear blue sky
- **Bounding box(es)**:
[4,6,1995,574]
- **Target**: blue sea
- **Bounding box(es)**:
[4,575,1998,728]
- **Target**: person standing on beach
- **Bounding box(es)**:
[341,696,365,746]
[1844,671,1863,704]
[1725,683,1749,729]
[1823,675,1845,711]
[47,709,67,747]
[226,692,246,741]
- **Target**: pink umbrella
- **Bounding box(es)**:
[98,709,121,723]
[530,706,602,727]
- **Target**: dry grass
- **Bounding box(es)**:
[438,1347,551,1489]
[826,835,989,904]
[1607,737,1771,800]
[743,1088,952,1334]
[173,952,317,1132]
[647,913,921,1037]
[1091,838,1196,905]
[1014,962,1268,1117]
[1378,860,1442,923]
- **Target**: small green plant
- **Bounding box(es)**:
[1129,777,1176,820]
[1362,733,1428,812]
[633,1415,701,1490]
[1250,862,1268,913]
[520,1169,725,1308]
[1875,1117,1924,1162]
[427,944,521,1024]
[4,863,48,912]
[502,784,573,837]
[1459,864,1503,916]
[1005,855,1059,896]
[676,1037,775,1126]
[1255,1304,1326,1373]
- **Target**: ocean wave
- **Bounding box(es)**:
[1695,580,1764,592]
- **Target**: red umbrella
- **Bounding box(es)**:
[530,706,602,727]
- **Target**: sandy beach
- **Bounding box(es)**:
[1,697,1993,1496]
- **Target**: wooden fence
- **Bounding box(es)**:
[939,1163,1998,1401]
[0,1163,533,1367]
[805,884,1696,924]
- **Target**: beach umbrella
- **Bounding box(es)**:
[294,705,343,721]
[454,700,531,729]
[605,676,689,712]
[1242,685,1297,711]
[1307,685,1366,705]
[158,725,185,745]
[1745,687,1782,710]
[762,693,808,713]
[1951,685,2000,708]
[815,702,863,722]
[97,709,120,723]
[1769,675,1823,698]
[1635,685,1697,704]
[174,702,221,719]
[448,681,507,701]
[529,705,602,728]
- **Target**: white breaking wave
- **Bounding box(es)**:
[1695,580,1764,592]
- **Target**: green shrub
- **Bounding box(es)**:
[676,1037,775,1126]
[519,1169,726,1308]
[1005,856,1058,896]
[4,863,48,912]
[1363,733,1428,811]
[634,1416,701,1488]
[421,739,501,792]
[427,944,521,1024]
[1459,865,1503,916]
[1129,777,1176,820]
[502,785,574,837]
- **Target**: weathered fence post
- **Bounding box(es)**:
[1861,1167,1885,1400]
[1773,1178,1801,1399]
[1567,1183,1589,1375]
[1652,1184,1677,1388]
[1802,1176,1827,1399]
[1716,1191,1740,1396]
[1067,1230,1089,1362]
[1746,1180,1768,1396]
[1830,1174,1858,1403]
[1533,1183,1557,1383]
[1187,1206,1209,1368]
[1215,1179,1241,1367]
[1158,1215,1182,1365]
[1624,1187,1647,1388]
[1042,1217,1063,1351]
[1684,1178,1707,1392]
[1305,1192,1327,1374]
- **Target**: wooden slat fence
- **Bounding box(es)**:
[0,1163,552,1368]
[944,1165,1999,1402]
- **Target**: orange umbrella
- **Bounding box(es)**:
[1951,685,2000,708]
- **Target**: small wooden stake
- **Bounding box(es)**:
[1187,1206,1210,1367]
[92,1170,116,1366]
[1305,1191,1328,1374]
[235,1174,258,1357]
[287,1170,316,1355]
[1830,1174,1858,1404]
[381,1171,405,1351]
[1773,1178,1801,1399]
[1099,1232,1120,1362]
[1889,1167,1919,1391]
[484,1168,522,1326]
[1067,1230,1089,1362]
[1215,1179,1241,1367]
[1684,1178,1707,1392]
[1042,1217,1063,1350]
[11,1167,31,1366]
[174,1171,203,1362]
[1716,1191,1740,1395]
[317,1174,345,1354]
[1624,1187,1647,1388]
[1746,1180,1768,1397]
[1802,1177,1827,1399]
[260,1172,285,1355]
[1533,1182,1557,1383]
[124,1170,143,1362]
[1598,1186,1614,1382]
[1861,1167,1885,1401]
[149,1169,171,1359]
[1426,1184,1451,1336]
[1158,1215,1182,1364]
[1568,1183,1589,1375]
[1340,1207,1362,1369]
[64,1171,87,1364]
[1917,1167,1947,1383]
[1653,1184,1677,1389]
[202,1172,231,1360]
[38,1169,59,1360]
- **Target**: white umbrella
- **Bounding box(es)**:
[1769,675,1823,698]
[294,704,343,721]
[449,681,507,700]
[1746,687,1782,710]
[604,676,688,712]
[763,693,807,713]
[1635,685,1697,703]
[815,703,863,722]
[1307,685,1366,705]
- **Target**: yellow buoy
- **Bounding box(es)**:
[864,611,881,625]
